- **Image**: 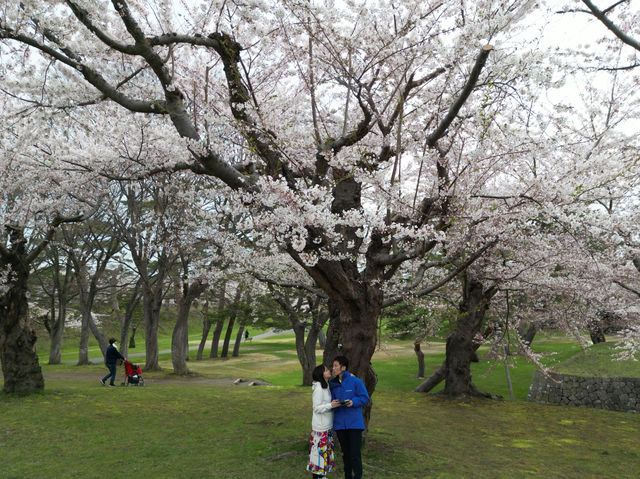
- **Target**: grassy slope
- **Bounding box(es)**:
[2,334,640,478]
[553,341,640,377]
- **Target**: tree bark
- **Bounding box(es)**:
[47,305,66,365]
[221,286,242,358]
[220,314,236,358]
[414,362,447,393]
[232,319,246,358]
[317,328,326,349]
[199,282,225,360]
[88,312,107,355]
[0,286,44,393]
[292,320,316,386]
[75,270,96,366]
[171,301,191,374]
[172,279,207,374]
[47,259,73,365]
[517,322,538,346]
[209,318,224,358]
[0,230,44,393]
[442,274,496,396]
[318,283,381,428]
[414,340,425,378]
[142,285,164,371]
[118,277,142,358]
[77,306,91,365]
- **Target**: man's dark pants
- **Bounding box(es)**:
[336,429,363,479]
[102,363,117,385]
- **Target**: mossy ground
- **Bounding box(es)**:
[2,334,640,478]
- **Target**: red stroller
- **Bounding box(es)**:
[123,360,145,386]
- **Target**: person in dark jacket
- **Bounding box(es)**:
[100,338,125,387]
[329,356,370,479]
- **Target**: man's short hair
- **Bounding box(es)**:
[109,338,117,345]
[333,355,349,370]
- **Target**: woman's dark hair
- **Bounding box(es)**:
[312,365,328,389]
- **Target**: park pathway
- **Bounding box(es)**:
[65,328,293,364]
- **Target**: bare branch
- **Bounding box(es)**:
[0,26,160,114]
[614,280,640,299]
[26,214,85,264]
[383,239,497,307]
[426,45,493,147]
[254,273,328,299]
[65,0,137,54]
[581,0,640,52]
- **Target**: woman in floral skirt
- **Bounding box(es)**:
[307,364,340,478]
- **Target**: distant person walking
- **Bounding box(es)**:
[329,356,370,479]
[307,364,340,478]
[244,329,250,341]
[100,338,125,387]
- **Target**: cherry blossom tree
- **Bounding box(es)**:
[1,2,558,409]
[0,100,85,391]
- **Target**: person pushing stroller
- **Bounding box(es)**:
[100,338,125,387]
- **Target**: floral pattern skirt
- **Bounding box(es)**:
[306,429,335,475]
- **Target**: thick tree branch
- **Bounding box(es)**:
[581,0,640,52]
[614,280,640,299]
[0,243,10,261]
[0,26,160,114]
[373,240,438,267]
[426,45,493,147]
[253,273,328,299]
[323,90,374,154]
[26,214,84,264]
[383,239,497,307]
[65,0,137,54]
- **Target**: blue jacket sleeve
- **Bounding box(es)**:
[350,377,370,408]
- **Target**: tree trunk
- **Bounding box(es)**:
[172,280,206,374]
[76,264,107,364]
[221,286,242,358]
[199,282,225,360]
[293,320,315,386]
[129,326,137,350]
[77,307,91,365]
[517,322,538,346]
[321,300,341,367]
[317,328,326,349]
[48,262,72,365]
[414,362,447,393]
[232,320,246,357]
[0,259,44,393]
[88,312,107,355]
[320,287,381,429]
[171,300,191,375]
[197,312,212,361]
[414,340,425,378]
[220,313,236,359]
[142,286,163,371]
[209,319,224,358]
[118,278,142,358]
[47,307,65,365]
[442,274,496,396]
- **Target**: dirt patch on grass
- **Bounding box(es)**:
[43,370,274,387]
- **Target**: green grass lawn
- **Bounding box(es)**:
[553,341,640,377]
[3,333,640,478]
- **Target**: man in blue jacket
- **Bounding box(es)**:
[100,338,125,387]
[329,355,370,479]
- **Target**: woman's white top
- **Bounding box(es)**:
[311,381,334,432]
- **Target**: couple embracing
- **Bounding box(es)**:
[307,356,370,479]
